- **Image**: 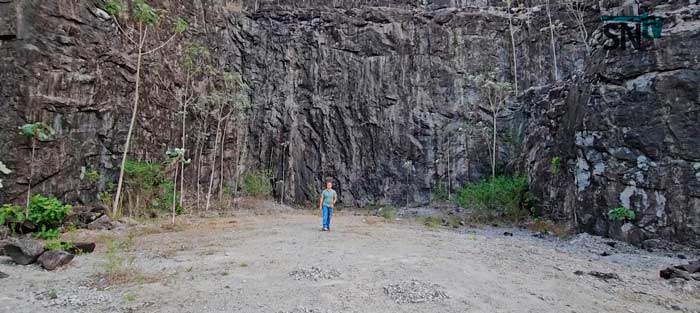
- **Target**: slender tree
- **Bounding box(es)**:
[506,0,519,95]
[546,0,560,80]
[204,71,250,211]
[466,71,513,178]
[561,0,590,53]
[174,43,209,207]
[104,0,188,217]
[166,148,189,224]
[402,160,414,206]
[19,122,55,212]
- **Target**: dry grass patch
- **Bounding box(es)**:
[363,216,387,225]
[526,219,573,239]
[91,230,161,288]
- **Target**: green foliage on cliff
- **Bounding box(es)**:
[608,206,636,222]
[550,156,561,174]
[123,159,182,216]
[20,122,55,142]
[243,170,273,198]
[104,0,123,16]
[0,204,25,228]
[456,176,531,222]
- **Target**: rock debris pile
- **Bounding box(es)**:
[383,280,449,304]
[289,266,340,281]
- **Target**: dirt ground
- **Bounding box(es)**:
[1,209,699,313]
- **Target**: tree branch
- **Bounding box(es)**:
[143,32,178,55]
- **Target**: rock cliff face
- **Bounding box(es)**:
[525,2,700,246]
[0,0,698,246]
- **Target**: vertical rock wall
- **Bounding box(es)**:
[0,0,698,246]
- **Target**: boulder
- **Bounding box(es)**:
[660,260,700,281]
[37,250,74,270]
[3,238,45,265]
[660,267,693,281]
[67,242,96,254]
[65,204,108,228]
[675,260,700,274]
[87,214,113,230]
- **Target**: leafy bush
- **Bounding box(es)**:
[0,204,25,234]
[456,176,531,222]
[0,204,25,226]
[28,194,72,230]
[34,227,61,240]
[122,159,181,216]
[608,206,636,222]
[243,170,272,197]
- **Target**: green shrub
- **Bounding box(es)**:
[34,227,61,240]
[28,194,72,230]
[608,206,636,222]
[243,170,272,197]
[379,207,396,220]
[0,204,25,226]
[456,176,531,222]
[122,159,181,216]
[44,239,74,251]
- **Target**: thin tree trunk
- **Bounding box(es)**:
[219,118,228,202]
[179,81,188,208]
[406,174,409,207]
[546,0,559,80]
[447,142,451,201]
[205,104,224,211]
[195,116,209,209]
[232,125,241,197]
[508,11,518,95]
[280,144,286,204]
[113,24,146,217]
[234,111,253,196]
[26,138,35,212]
[492,112,497,179]
[172,164,178,224]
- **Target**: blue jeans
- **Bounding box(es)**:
[322,205,333,229]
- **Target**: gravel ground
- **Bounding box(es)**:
[1,209,699,313]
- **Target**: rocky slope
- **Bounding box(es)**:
[0,0,698,246]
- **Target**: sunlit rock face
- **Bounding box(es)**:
[0,0,698,246]
[524,1,700,247]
